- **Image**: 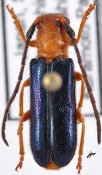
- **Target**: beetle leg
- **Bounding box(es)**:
[74,72,85,110]
[76,109,85,174]
[6,5,36,47]
[15,110,30,171]
[19,78,30,116]
[15,79,30,171]
[74,72,85,173]
[76,2,96,44]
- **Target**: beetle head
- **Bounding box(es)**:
[26,14,71,37]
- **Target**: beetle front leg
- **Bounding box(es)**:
[6,5,36,47]
[75,2,96,44]
[75,72,85,174]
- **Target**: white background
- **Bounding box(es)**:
[0,0,102,175]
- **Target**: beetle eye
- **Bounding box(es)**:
[56,21,61,32]
[64,17,70,24]
[56,21,61,27]
[38,21,43,27]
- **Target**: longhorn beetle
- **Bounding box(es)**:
[1,2,101,174]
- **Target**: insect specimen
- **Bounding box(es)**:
[1,2,101,174]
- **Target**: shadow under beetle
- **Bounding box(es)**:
[1,2,101,174]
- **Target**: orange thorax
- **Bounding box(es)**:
[36,22,69,62]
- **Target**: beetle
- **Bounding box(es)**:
[1,2,101,174]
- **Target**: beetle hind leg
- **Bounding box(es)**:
[15,79,30,171]
[16,110,30,171]
[76,110,85,174]
[75,72,85,173]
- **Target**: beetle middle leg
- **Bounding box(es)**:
[75,72,85,174]
[74,72,85,110]
[16,79,30,171]
[19,78,30,116]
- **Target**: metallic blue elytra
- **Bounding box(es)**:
[30,57,76,168]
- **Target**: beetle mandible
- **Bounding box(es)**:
[1,2,101,174]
